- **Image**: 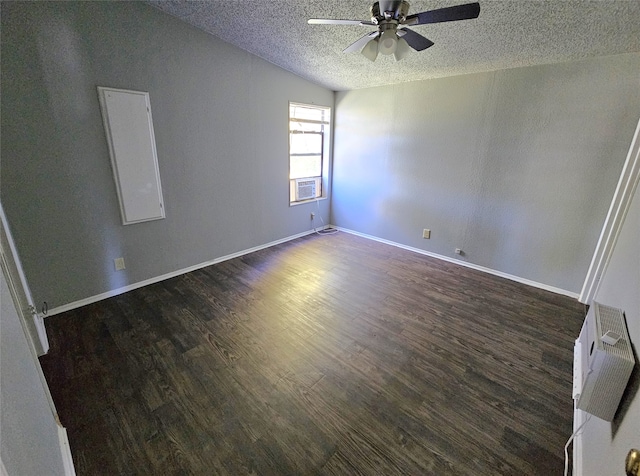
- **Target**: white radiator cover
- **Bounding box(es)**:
[573,302,635,421]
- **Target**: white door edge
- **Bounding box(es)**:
[0,202,49,354]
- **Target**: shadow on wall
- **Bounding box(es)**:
[33,9,128,302]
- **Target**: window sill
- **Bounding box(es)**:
[289,196,328,207]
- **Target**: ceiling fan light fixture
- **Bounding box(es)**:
[378,29,397,55]
[361,38,379,61]
[393,37,411,61]
[308,1,481,62]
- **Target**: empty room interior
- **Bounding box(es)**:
[1,1,639,475]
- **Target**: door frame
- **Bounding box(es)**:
[0,201,76,474]
[0,203,49,355]
[580,117,640,303]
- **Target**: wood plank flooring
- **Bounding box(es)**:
[40,232,585,475]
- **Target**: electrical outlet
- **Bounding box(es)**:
[422,229,431,239]
[455,248,463,256]
[310,212,315,220]
[114,257,126,271]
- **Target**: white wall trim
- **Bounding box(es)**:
[46,228,322,316]
[338,227,580,299]
[580,117,640,304]
[58,425,76,476]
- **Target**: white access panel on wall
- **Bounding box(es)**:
[98,87,165,225]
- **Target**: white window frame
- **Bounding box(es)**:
[289,102,331,205]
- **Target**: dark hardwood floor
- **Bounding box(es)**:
[40,232,585,475]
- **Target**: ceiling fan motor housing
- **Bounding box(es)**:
[371,1,410,23]
[371,1,410,54]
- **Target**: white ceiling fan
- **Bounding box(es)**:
[308,1,480,61]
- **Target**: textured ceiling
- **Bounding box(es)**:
[148,0,640,91]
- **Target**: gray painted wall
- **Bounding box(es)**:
[1,268,65,475]
[0,1,333,308]
[582,181,639,475]
[331,54,640,294]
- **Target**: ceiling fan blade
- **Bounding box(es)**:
[398,28,434,51]
[404,2,480,26]
[308,19,375,26]
[343,31,380,53]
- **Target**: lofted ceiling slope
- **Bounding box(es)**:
[148,0,640,91]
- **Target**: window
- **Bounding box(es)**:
[289,102,331,204]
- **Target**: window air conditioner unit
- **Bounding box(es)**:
[295,179,316,201]
[573,302,635,421]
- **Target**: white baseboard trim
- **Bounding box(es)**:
[46,225,577,317]
[46,229,320,317]
[338,227,579,300]
[58,424,76,476]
